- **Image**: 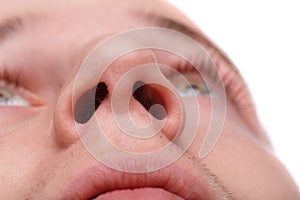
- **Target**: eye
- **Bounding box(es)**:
[166,69,213,98]
[176,80,210,97]
[0,81,29,106]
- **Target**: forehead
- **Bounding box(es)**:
[0,0,194,25]
[0,0,208,60]
[0,0,201,50]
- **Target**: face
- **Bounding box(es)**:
[0,0,299,199]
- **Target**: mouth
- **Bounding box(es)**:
[91,187,184,200]
[60,161,212,200]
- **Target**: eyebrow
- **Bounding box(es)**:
[0,13,237,75]
[143,14,215,48]
[0,14,207,46]
[147,15,240,73]
[0,14,212,49]
[0,17,23,43]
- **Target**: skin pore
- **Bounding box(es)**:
[0,0,299,199]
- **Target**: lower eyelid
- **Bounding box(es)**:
[0,80,46,107]
[17,86,46,107]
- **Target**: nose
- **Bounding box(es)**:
[53,50,183,150]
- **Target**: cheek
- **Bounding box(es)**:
[0,108,54,198]
[186,94,265,155]
[0,107,42,133]
[183,96,224,155]
[200,122,298,199]
[184,97,299,198]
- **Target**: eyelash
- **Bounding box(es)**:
[208,48,252,108]
[0,65,45,107]
[167,50,251,108]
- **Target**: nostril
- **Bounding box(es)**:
[74,82,108,124]
[95,82,108,110]
[132,81,166,120]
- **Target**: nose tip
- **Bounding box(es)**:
[110,62,183,141]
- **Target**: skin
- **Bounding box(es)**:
[0,0,299,199]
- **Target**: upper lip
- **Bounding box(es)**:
[60,159,212,200]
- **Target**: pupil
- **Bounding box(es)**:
[187,85,199,91]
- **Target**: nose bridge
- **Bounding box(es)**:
[53,49,183,148]
[101,50,157,85]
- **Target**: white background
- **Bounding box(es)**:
[167,0,300,187]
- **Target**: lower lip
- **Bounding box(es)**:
[92,187,184,200]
